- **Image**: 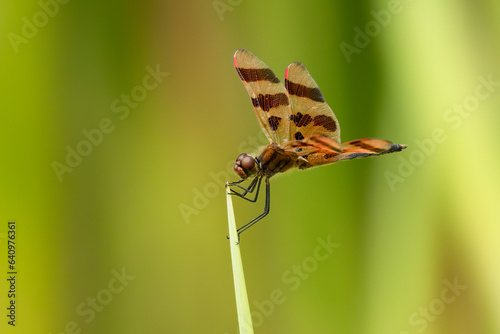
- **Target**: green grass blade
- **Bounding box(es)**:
[226,183,254,334]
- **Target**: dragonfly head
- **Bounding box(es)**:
[234,153,259,179]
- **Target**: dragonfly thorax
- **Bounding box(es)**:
[257,144,298,177]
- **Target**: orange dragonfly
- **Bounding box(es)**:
[229,49,407,238]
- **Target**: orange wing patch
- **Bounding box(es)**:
[338,138,407,160]
[283,136,407,170]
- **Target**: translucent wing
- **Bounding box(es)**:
[285,62,340,144]
[234,49,291,145]
[282,134,342,156]
[283,135,407,170]
[339,138,407,160]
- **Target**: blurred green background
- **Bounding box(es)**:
[1,0,499,333]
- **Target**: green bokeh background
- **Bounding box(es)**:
[1,1,499,333]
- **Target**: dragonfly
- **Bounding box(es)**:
[228,49,407,238]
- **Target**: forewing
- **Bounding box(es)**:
[283,136,407,170]
[285,62,340,144]
[338,138,407,160]
[234,49,291,144]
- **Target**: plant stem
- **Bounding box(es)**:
[226,183,254,334]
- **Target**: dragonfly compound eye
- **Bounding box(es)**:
[234,153,257,179]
